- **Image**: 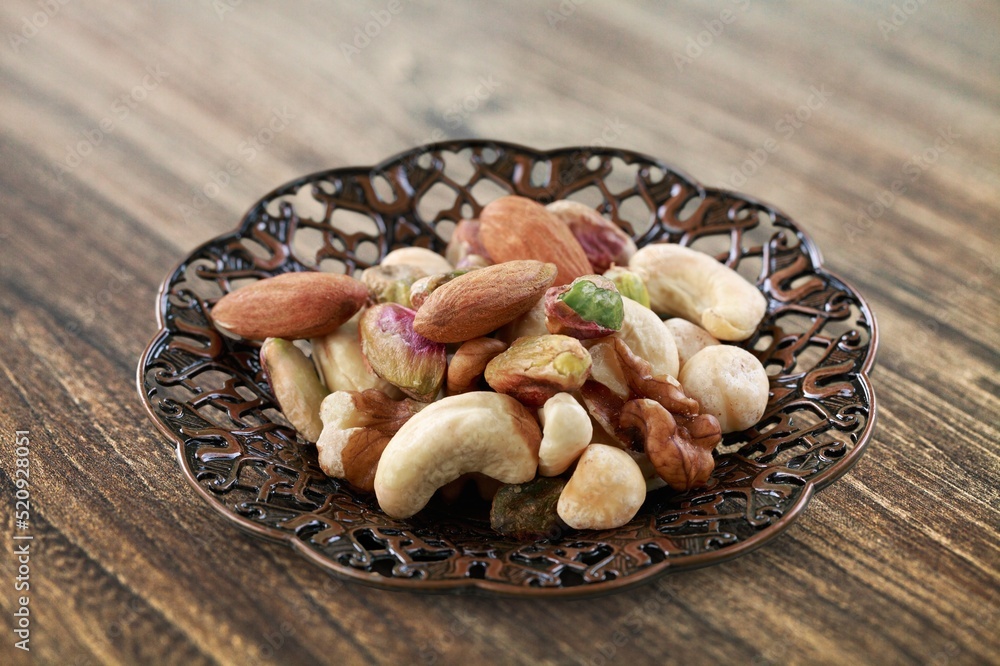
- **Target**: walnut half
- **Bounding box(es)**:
[316,389,425,492]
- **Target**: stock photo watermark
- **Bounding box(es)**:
[339,0,415,62]
[878,0,930,39]
[64,269,135,335]
[727,84,833,188]
[673,0,751,71]
[50,65,168,187]
[7,0,71,53]
[177,105,295,225]
[845,125,959,244]
[545,0,586,27]
[418,76,502,145]
[12,429,33,652]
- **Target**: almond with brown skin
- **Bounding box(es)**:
[413,260,557,343]
[211,272,368,340]
[479,196,593,286]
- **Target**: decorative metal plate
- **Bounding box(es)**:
[137,140,878,597]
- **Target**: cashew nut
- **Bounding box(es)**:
[629,243,767,341]
[615,297,680,379]
[556,444,646,530]
[678,345,769,433]
[537,393,592,476]
[380,247,454,275]
[374,392,541,518]
[315,390,423,486]
[664,317,720,369]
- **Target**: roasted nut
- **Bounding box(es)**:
[446,337,508,394]
[380,246,454,275]
[260,338,329,443]
[374,392,542,518]
[664,317,720,369]
[629,243,767,341]
[413,260,557,343]
[586,337,629,400]
[480,195,593,285]
[544,275,624,339]
[616,297,680,379]
[311,311,400,397]
[360,264,424,307]
[678,345,769,433]
[579,337,700,449]
[537,392,592,476]
[484,334,592,407]
[359,303,446,402]
[316,390,424,491]
[546,200,637,273]
[603,266,650,308]
[445,218,493,267]
[491,477,567,539]
[618,399,721,491]
[212,272,368,340]
[409,269,470,310]
[556,444,646,529]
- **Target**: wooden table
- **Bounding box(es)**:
[2,1,997,664]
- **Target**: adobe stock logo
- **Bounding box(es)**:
[7,0,72,54]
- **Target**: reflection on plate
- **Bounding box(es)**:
[137,140,878,597]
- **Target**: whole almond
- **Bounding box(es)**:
[479,195,593,286]
[413,260,557,343]
[212,272,368,340]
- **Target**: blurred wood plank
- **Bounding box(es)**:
[0,1,997,664]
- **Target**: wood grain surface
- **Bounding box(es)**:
[1,1,998,664]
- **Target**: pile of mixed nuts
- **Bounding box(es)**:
[210,195,770,537]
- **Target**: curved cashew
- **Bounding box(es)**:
[630,244,767,341]
[664,317,720,369]
[556,444,646,530]
[374,392,541,518]
[678,346,769,433]
[537,393,592,476]
[315,390,423,488]
[615,297,680,379]
[380,247,454,275]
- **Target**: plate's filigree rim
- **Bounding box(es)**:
[137,140,878,597]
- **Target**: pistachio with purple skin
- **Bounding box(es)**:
[484,334,592,407]
[603,266,650,309]
[360,264,425,308]
[445,218,493,267]
[409,269,471,309]
[546,200,637,273]
[545,274,624,339]
[359,303,446,402]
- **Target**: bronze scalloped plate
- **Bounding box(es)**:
[137,140,878,597]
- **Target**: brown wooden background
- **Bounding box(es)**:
[1,1,998,664]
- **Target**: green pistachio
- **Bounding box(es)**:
[359,303,446,402]
[484,334,592,407]
[603,266,650,309]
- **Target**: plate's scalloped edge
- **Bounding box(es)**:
[135,140,879,597]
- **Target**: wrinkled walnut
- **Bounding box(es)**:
[316,390,425,492]
[618,399,721,491]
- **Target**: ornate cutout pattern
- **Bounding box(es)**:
[138,141,878,596]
